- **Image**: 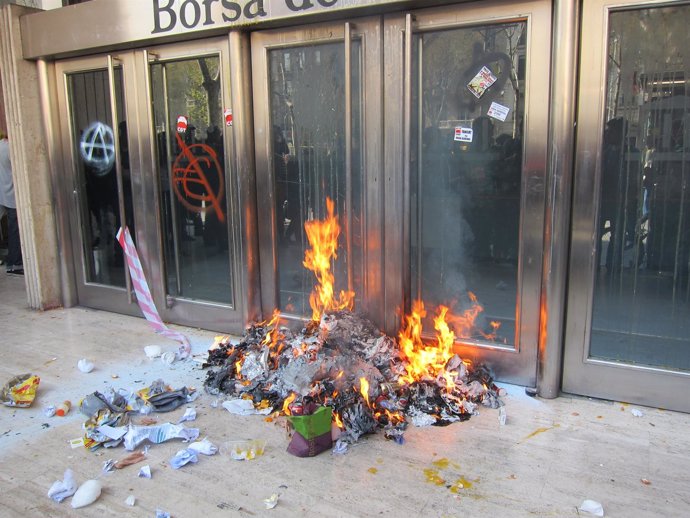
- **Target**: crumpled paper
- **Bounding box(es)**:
[222,398,272,416]
[47,469,78,503]
[188,438,218,455]
[137,379,194,413]
[177,407,197,423]
[169,448,198,469]
[578,499,604,517]
[123,423,199,451]
[77,359,94,373]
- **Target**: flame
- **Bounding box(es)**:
[359,377,370,407]
[334,412,344,429]
[374,408,405,425]
[445,292,483,338]
[261,309,282,348]
[283,393,296,415]
[399,302,455,385]
[397,292,496,387]
[303,197,355,321]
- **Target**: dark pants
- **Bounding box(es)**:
[4,207,22,268]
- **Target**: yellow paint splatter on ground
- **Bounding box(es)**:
[449,476,473,493]
[368,467,378,474]
[432,457,450,469]
[376,457,384,464]
[522,423,561,441]
[424,468,446,486]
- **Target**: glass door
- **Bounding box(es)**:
[56,54,140,315]
[251,2,551,387]
[387,1,552,386]
[55,39,250,331]
[251,19,384,323]
[146,39,248,331]
[565,0,690,412]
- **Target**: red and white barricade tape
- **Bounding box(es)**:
[116,227,191,357]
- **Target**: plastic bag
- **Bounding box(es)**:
[1,374,40,407]
[287,406,332,457]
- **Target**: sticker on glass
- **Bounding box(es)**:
[454,126,473,143]
[176,115,188,133]
[467,66,497,99]
[224,108,233,127]
[487,102,510,122]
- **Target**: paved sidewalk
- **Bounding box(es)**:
[1,272,689,517]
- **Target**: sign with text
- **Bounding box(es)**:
[487,101,510,122]
[454,126,473,143]
[153,0,341,34]
[23,0,425,59]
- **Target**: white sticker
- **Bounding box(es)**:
[454,126,474,143]
[176,115,188,133]
[487,102,510,122]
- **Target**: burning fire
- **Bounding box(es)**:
[359,377,370,407]
[303,197,355,321]
[398,295,495,388]
[260,309,282,348]
[283,392,297,415]
[203,198,502,441]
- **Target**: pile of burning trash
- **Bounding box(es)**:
[203,198,503,451]
[203,307,503,451]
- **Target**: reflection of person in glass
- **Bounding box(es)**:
[599,117,641,273]
[273,124,299,243]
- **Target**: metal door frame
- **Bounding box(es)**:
[564,0,690,412]
[54,37,257,332]
[383,0,552,386]
[55,52,141,317]
[251,18,385,325]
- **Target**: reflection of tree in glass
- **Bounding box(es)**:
[165,58,221,137]
[270,45,345,219]
[419,24,524,136]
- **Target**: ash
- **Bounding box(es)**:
[203,310,503,449]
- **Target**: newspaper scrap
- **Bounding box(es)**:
[467,66,497,98]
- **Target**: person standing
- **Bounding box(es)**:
[0,131,22,275]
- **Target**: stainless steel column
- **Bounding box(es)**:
[538,0,580,398]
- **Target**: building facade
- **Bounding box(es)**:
[1,0,689,412]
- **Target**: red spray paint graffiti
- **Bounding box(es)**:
[172,132,225,222]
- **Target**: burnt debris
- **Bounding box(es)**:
[203,310,503,449]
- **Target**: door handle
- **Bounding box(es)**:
[344,21,354,294]
[403,13,413,309]
[107,54,133,305]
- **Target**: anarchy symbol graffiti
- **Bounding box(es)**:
[172,132,226,222]
[79,122,116,176]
